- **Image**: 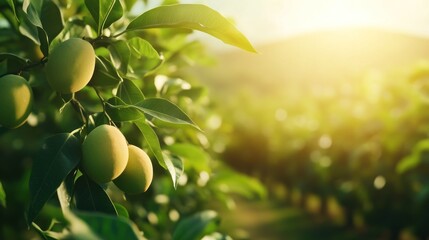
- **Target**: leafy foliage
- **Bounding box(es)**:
[0,0,263,239]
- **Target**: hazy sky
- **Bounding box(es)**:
[143,0,429,48]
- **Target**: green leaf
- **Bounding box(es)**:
[27,133,81,225]
[126,4,256,52]
[134,120,165,168]
[37,27,49,57]
[210,169,267,199]
[18,9,40,45]
[5,0,18,22]
[57,170,77,213]
[0,181,6,208]
[166,143,210,172]
[173,210,220,240]
[40,0,63,42]
[117,79,145,104]
[136,98,199,130]
[74,175,118,216]
[162,152,183,189]
[106,97,144,122]
[108,40,130,73]
[89,56,121,87]
[85,0,123,35]
[66,210,143,240]
[23,0,43,28]
[128,37,160,59]
[113,203,129,219]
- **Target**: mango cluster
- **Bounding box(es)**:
[82,125,154,194]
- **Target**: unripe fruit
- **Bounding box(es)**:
[0,75,33,128]
[82,125,128,184]
[46,38,95,93]
[114,145,153,194]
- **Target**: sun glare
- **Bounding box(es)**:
[287,1,377,34]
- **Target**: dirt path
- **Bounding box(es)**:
[217,198,362,240]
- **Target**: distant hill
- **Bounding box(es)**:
[194,28,429,95]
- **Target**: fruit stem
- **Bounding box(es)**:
[0,57,47,78]
[93,86,116,127]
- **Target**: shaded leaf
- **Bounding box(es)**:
[40,0,63,42]
[57,170,77,213]
[0,181,5,208]
[0,53,27,73]
[74,175,118,216]
[27,133,81,225]
[89,56,121,87]
[109,40,130,73]
[173,210,220,240]
[117,79,145,104]
[5,0,18,22]
[126,4,256,52]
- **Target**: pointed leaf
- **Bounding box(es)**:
[40,0,64,42]
[89,57,121,87]
[27,133,81,225]
[134,120,165,168]
[108,40,130,73]
[57,170,77,213]
[117,79,145,104]
[136,98,199,129]
[166,143,210,172]
[126,4,256,52]
[173,210,220,240]
[85,0,123,35]
[162,152,183,189]
[74,175,118,216]
[5,0,18,22]
[106,97,144,122]
[128,37,159,59]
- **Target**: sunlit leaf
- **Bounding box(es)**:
[27,133,81,225]
[106,97,144,122]
[85,0,123,35]
[126,4,256,52]
[136,98,199,130]
[74,175,118,216]
[128,37,160,59]
[166,143,210,172]
[172,210,220,240]
[210,169,267,199]
[114,203,129,219]
[134,120,165,168]
[162,152,184,189]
